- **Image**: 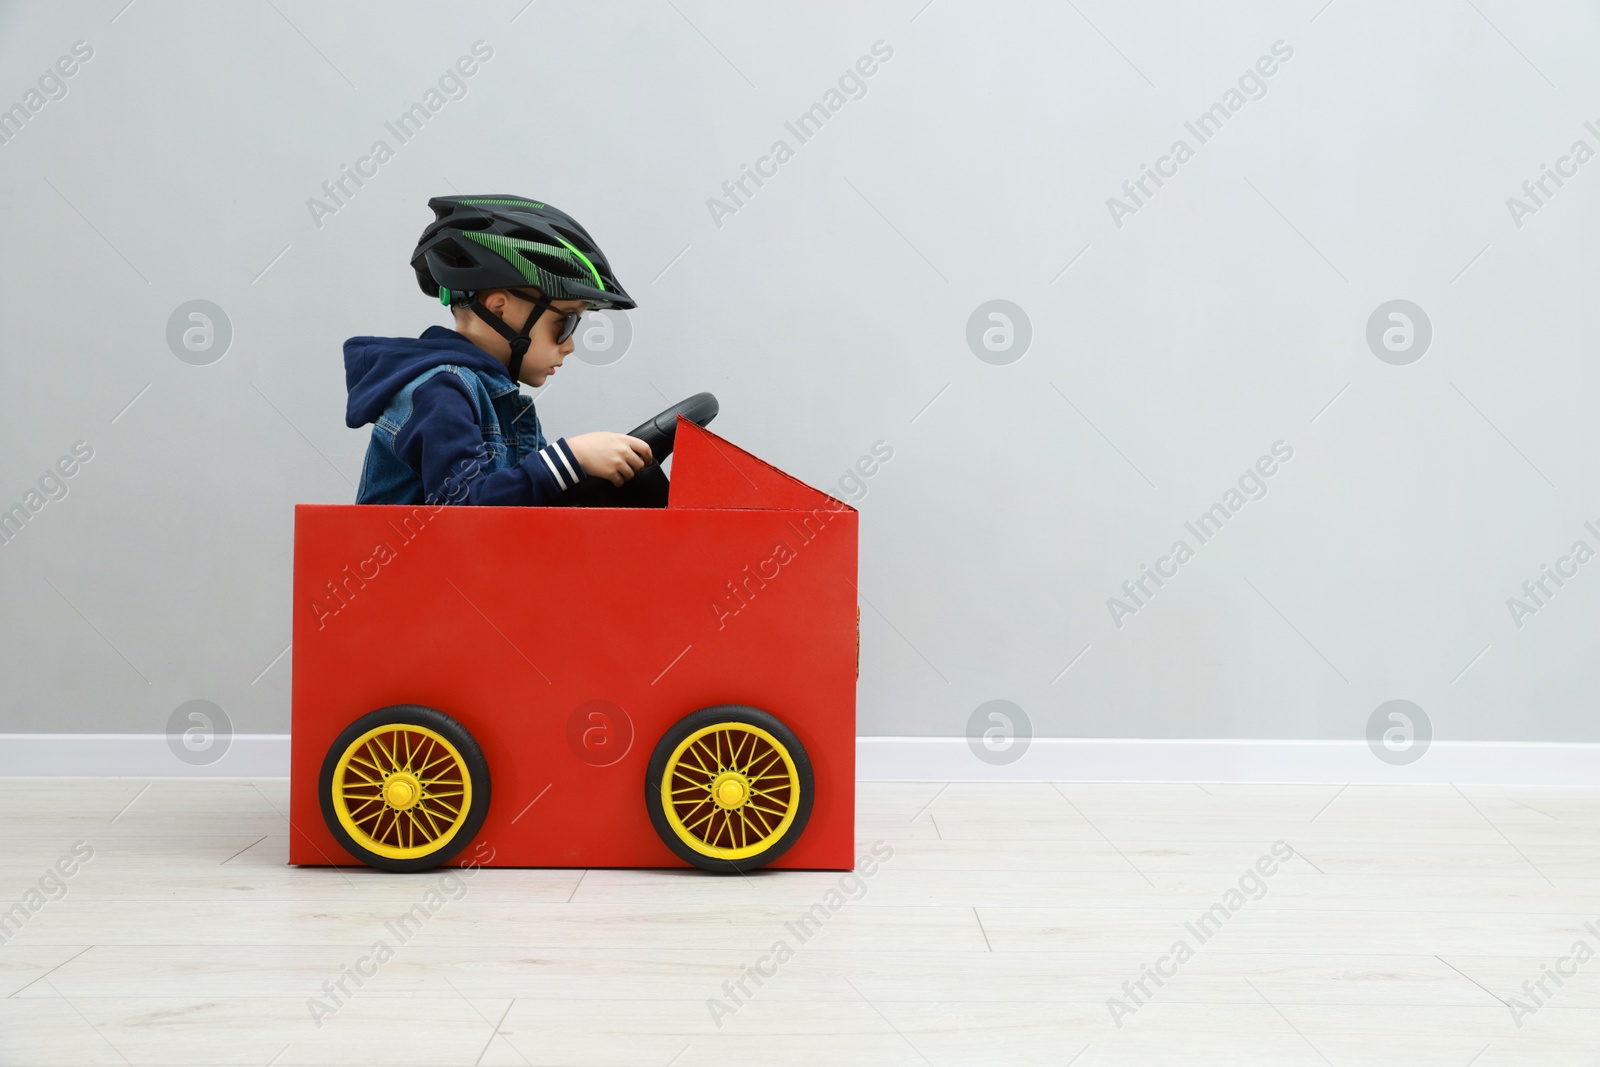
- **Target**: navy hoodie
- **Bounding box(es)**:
[344,326,583,506]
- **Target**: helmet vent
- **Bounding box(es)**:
[516,246,577,276]
[430,239,477,269]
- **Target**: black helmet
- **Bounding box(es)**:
[411,195,634,380]
[412,195,635,309]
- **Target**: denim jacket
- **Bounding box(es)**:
[344,326,583,506]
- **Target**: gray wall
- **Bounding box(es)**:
[2,0,1597,745]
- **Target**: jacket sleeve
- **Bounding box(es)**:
[392,373,585,506]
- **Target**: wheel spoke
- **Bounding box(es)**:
[349,751,383,773]
[746,802,775,838]
[418,768,462,786]
[731,731,757,773]
[745,750,785,779]
[415,802,445,838]
[674,796,710,818]
[418,800,457,828]
[746,800,789,819]
[416,804,439,838]
[347,799,383,825]
[690,739,719,773]
[424,795,462,818]
[414,751,456,776]
[345,761,383,783]
[745,795,773,828]
[367,805,390,844]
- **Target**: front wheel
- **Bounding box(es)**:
[646,705,813,873]
[319,705,491,873]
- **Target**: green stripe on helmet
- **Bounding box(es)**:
[462,231,553,288]
[551,234,605,293]
[461,230,606,296]
[460,198,547,210]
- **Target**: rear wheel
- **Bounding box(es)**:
[318,705,490,873]
[646,705,813,873]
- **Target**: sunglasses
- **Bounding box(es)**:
[511,289,584,344]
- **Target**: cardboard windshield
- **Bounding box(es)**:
[669,417,851,513]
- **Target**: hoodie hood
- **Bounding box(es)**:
[343,326,514,428]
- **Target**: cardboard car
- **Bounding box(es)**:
[288,408,858,873]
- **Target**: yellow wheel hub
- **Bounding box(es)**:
[713,773,750,808]
[662,723,800,861]
[383,771,421,810]
[331,724,472,861]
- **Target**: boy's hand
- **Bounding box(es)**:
[568,432,652,487]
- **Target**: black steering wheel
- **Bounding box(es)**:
[622,392,719,467]
[557,393,718,508]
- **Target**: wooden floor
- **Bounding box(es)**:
[2,780,1599,1065]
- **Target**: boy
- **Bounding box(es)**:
[345,195,651,506]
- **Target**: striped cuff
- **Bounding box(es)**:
[536,438,584,493]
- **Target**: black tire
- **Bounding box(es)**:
[319,704,491,873]
[645,705,814,874]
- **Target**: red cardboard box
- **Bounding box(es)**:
[289,420,858,870]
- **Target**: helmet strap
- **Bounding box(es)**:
[468,291,549,383]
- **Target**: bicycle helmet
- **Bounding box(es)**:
[411,195,636,379]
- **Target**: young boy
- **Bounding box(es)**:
[344,195,652,506]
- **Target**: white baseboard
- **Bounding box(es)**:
[2,735,1598,785]
[0,734,292,777]
[856,737,1600,785]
